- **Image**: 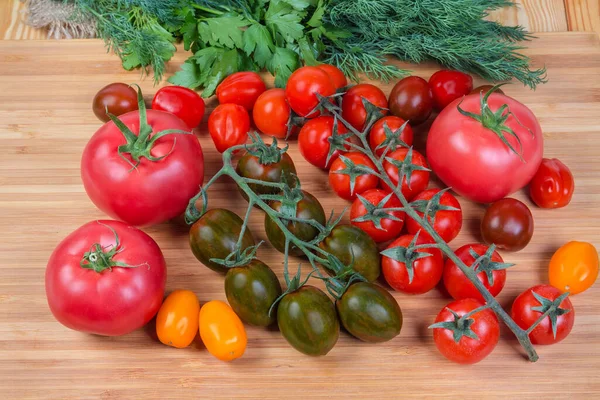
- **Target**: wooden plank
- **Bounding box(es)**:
[488,0,569,31]
[0,34,599,399]
[565,0,600,33]
[0,0,45,40]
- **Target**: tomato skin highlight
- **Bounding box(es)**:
[252,88,291,138]
[388,76,433,125]
[285,66,336,118]
[511,284,575,345]
[92,82,138,122]
[341,84,389,131]
[208,103,250,153]
[432,298,500,364]
[317,64,347,89]
[350,189,405,243]
[156,290,200,348]
[428,70,473,111]
[216,72,266,110]
[199,300,247,361]
[405,189,463,243]
[369,116,414,156]
[481,198,534,252]
[298,116,349,169]
[443,244,507,302]
[151,85,206,129]
[529,158,575,208]
[549,241,598,295]
[45,220,166,336]
[81,110,204,227]
[328,152,379,201]
[381,148,430,201]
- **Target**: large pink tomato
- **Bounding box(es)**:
[81,88,204,226]
[426,91,543,203]
[45,220,167,336]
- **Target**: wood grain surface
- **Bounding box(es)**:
[0,34,599,399]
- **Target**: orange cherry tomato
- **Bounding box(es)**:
[156,290,200,349]
[199,300,247,361]
[549,241,598,295]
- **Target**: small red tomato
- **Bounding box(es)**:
[285,66,336,118]
[406,189,462,243]
[152,85,205,129]
[369,116,413,156]
[529,158,575,209]
[216,72,266,111]
[329,152,379,201]
[481,198,534,252]
[341,84,388,131]
[253,88,291,139]
[298,116,349,169]
[443,243,508,302]
[317,64,347,90]
[388,76,433,125]
[428,70,474,111]
[350,189,405,243]
[511,284,575,345]
[381,148,430,201]
[92,83,138,122]
[381,233,443,294]
[431,298,500,364]
[208,104,250,153]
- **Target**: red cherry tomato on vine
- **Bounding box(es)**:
[151,85,205,129]
[208,104,250,153]
[342,84,388,131]
[369,116,413,156]
[216,72,266,111]
[329,152,379,201]
[428,70,474,111]
[350,189,405,243]
[298,116,349,169]
[253,88,291,139]
[388,76,433,125]
[481,198,533,252]
[529,158,575,209]
[317,64,347,90]
[285,66,335,118]
[443,243,507,302]
[381,148,430,201]
[406,189,462,243]
[381,233,443,294]
[92,83,138,122]
[432,298,500,364]
[511,284,575,345]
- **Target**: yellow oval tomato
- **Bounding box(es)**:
[156,290,200,348]
[199,300,247,361]
[549,241,598,295]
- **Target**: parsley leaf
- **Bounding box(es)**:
[198,16,248,49]
[243,24,275,68]
[168,61,203,88]
[265,1,305,44]
[268,47,300,87]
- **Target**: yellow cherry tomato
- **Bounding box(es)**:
[199,300,247,361]
[156,290,200,348]
[549,241,598,295]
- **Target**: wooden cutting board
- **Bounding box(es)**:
[0,33,599,399]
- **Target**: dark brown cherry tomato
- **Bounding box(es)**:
[236,151,297,198]
[469,85,505,96]
[428,70,473,111]
[369,116,414,156]
[481,198,534,252]
[328,152,379,201]
[152,85,206,129]
[529,158,575,209]
[388,76,433,125]
[341,84,389,131]
[317,64,347,90]
[216,72,266,111]
[92,83,138,122]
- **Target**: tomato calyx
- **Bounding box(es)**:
[268,264,315,317]
[332,154,378,197]
[245,132,289,165]
[325,118,355,167]
[384,147,431,189]
[410,188,459,225]
[375,120,410,160]
[528,290,572,339]
[379,232,436,283]
[468,245,514,285]
[106,85,190,169]
[352,192,405,231]
[185,188,208,225]
[429,304,490,342]
[210,242,264,269]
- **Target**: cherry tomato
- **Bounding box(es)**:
[369,116,413,156]
[216,72,266,111]
[317,64,347,89]
[208,103,250,153]
[388,76,433,125]
[511,284,575,345]
[481,198,534,252]
[381,233,444,294]
[341,84,389,131]
[156,290,200,349]
[329,152,379,201]
[443,244,507,302]
[529,158,575,209]
[470,85,504,96]
[285,66,335,118]
[199,300,247,361]
[151,85,206,129]
[381,148,430,201]
[549,241,598,295]
[92,83,138,122]
[350,188,405,243]
[432,298,500,364]
[405,189,462,243]
[253,88,291,139]
[298,116,349,169]
[429,70,474,111]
